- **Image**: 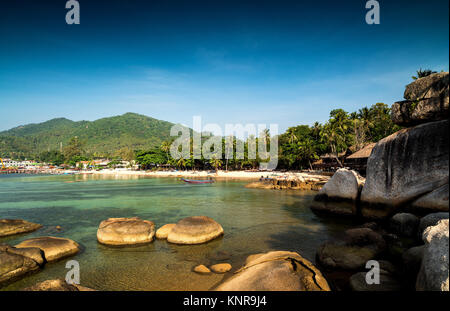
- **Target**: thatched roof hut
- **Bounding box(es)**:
[346,143,376,159]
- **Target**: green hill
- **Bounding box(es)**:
[0,113,182,158]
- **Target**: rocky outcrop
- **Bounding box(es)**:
[16,237,80,262]
[97,217,155,246]
[0,219,42,237]
[360,120,449,218]
[0,244,45,266]
[155,224,176,239]
[167,216,224,245]
[389,213,420,237]
[216,251,330,291]
[392,72,449,126]
[416,219,449,291]
[402,245,424,278]
[22,279,96,291]
[310,169,361,216]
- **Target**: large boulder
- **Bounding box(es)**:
[22,279,95,291]
[16,237,80,262]
[416,219,449,291]
[0,250,40,287]
[392,72,449,126]
[216,251,330,291]
[0,219,42,237]
[417,212,449,239]
[97,217,155,246]
[404,72,449,101]
[360,120,449,219]
[389,213,420,237]
[310,169,360,216]
[167,216,224,245]
[412,184,449,213]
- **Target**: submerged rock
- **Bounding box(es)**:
[317,228,386,271]
[416,219,449,291]
[389,213,420,237]
[97,217,155,246]
[22,279,95,291]
[360,120,449,219]
[15,236,80,262]
[155,224,176,239]
[349,271,403,291]
[167,216,224,245]
[216,251,330,291]
[0,219,42,237]
[193,264,211,274]
[210,263,232,273]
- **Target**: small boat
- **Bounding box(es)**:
[181,178,214,184]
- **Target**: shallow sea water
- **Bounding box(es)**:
[0,174,354,290]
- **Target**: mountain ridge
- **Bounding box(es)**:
[0,112,181,158]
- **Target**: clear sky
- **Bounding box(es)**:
[0,0,448,133]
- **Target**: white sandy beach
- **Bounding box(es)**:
[82,169,331,182]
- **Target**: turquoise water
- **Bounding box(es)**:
[0,174,353,291]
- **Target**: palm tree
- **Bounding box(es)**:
[160,141,171,163]
[209,157,222,171]
[177,157,186,170]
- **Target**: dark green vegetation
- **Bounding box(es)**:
[0,113,178,160]
[1,104,401,170]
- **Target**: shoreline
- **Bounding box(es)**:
[81,169,332,182]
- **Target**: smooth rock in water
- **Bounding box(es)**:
[97,217,155,246]
[0,219,42,237]
[416,219,449,291]
[167,216,224,245]
[412,184,449,213]
[402,245,424,277]
[404,72,449,101]
[361,120,449,219]
[0,244,45,266]
[216,251,330,291]
[417,212,449,239]
[311,169,360,216]
[193,264,211,274]
[210,263,232,273]
[389,213,420,237]
[155,224,176,239]
[15,237,80,262]
[0,251,40,287]
[22,279,95,291]
[349,271,403,291]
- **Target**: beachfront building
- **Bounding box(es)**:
[344,143,376,176]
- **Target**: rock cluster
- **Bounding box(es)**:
[311,72,449,219]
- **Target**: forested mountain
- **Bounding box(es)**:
[0,113,179,158]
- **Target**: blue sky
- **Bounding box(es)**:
[0,0,448,133]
